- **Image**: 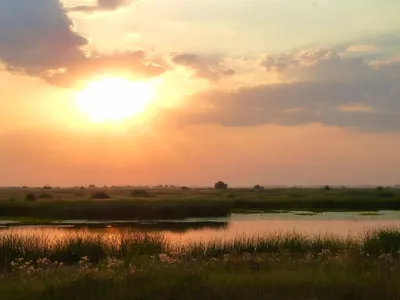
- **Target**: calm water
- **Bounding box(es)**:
[1,211,400,242]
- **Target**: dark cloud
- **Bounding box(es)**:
[0,0,87,72]
[0,0,165,87]
[170,53,400,131]
[70,0,135,14]
[171,53,235,81]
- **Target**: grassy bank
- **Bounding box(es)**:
[2,254,400,300]
[1,230,400,299]
[0,187,400,220]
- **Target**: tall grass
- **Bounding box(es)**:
[2,239,400,300]
[0,200,231,220]
[1,229,399,268]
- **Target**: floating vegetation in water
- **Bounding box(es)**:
[292,212,318,216]
[359,212,384,216]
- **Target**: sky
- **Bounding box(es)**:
[0,0,400,187]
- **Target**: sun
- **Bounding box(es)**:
[76,77,155,123]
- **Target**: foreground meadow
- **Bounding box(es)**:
[1,186,400,221]
[1,230,400,299]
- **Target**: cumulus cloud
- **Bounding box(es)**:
[0,0,87,73]
[70,0,135,14]
[0,0,165,87]
[171,53,235,82]
[169,50,400,131]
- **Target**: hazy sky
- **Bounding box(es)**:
[0,0,400,186]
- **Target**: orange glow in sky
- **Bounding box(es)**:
[0,0,400,186]
[75,78,156,123]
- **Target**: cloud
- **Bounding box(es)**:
[46,51,166,87]
[0,0,87,72]
[259,48,332,73]
[168,50,400,131]
[337,104,374,113]
[345,44,381,54]
[70,0,135,14]
[0,0,165,87]
[171,53,235,81]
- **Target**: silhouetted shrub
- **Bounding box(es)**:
[324,186,332,191]
[42,185,52,189]
[181,186,189,190]
[214,181,228,190]
[25,193,37,202]
[131,190,150,197]
[38,193,53,199]
[379,192,395,198]
[254,185,264,190]
[91,191,110,199]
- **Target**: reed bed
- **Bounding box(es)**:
[1,229,400,268]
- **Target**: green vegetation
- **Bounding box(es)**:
[1,230,400,299]
[24,193,36,202]
[1,229,399,267]
[90,191,110,199]
[0,187,399,220]
[359,212,383,216]
[130,189,151,197]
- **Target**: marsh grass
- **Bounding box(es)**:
[0,200,231,220]
[1,229,400,269]
[2,257,400,300]
[1,187,400,220]
[1,230,400,299]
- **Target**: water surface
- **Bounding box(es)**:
[1,211,400,242]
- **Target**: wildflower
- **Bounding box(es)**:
[158,253,176,264]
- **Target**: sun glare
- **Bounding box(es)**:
[76,78,155,123]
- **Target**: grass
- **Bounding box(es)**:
[1,230,400,299]
[0,229,400,268]
[0,199,230,220]
[2,255,400,300]
[0,187,399,220]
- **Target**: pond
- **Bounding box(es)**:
[1,211,400,242]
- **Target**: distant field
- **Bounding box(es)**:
[0,186,399,220]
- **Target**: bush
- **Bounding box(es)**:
[91,191,110,199]
[214,181,228,190]
[181,186,189,190]
[25,193,37,202]
[379,191,395,198]
[254,185,264,190]
[131,190,150,197]
[38,193,53,199]
[324,185,332,191]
